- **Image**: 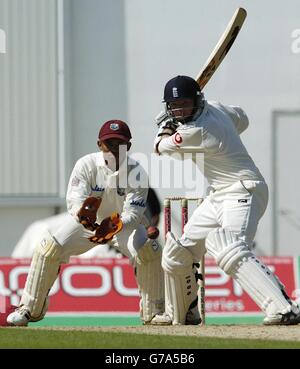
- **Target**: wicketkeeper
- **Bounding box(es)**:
[152,75,300,326]
[7,120,164,326]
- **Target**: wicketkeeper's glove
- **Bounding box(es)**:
[77,197,102,231]
[89,213,123,244]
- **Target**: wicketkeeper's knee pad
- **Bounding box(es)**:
[135,239,164,324]
[20,231,63,320]
[162,232,197,325]
[206,228,293,317]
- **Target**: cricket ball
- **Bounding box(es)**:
[147,226,159,239]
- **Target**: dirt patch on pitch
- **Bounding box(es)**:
[24,325,300,342]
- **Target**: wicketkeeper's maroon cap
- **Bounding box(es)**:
[98,120,132,142]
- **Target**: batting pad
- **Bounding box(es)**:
[206,228,293,317]
[206,228,251,273]
[162,232,197,325]
[135,239,164,323]
[20,231,63,320]
[231,255,294,317]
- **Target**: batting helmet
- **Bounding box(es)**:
[163,75,201,103]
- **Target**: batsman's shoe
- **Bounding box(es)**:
[147,312,172,325]
[7,305,31,327]
[263,304,300,326]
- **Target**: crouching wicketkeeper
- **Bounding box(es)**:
[6,120,164,326]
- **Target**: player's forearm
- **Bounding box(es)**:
[154,133,174,154]
[67,201,82,219]
[66,193,91,220]
[121,189,148,228]
[66,162,93,219]
[121,212,143,229]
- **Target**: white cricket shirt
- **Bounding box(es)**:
[156,101,264,190]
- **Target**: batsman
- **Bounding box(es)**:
[153,75,300,326]
[7,120,164,326]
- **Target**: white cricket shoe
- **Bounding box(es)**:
[263,303,300,325]
[148,312,172,325]
[7,305,31,327]
[147,306,202,326]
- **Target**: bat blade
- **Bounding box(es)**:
[196,7,247,90]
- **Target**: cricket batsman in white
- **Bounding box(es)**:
[152,75,300,326]
[7,120,164,326]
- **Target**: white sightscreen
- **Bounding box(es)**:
[0,0,61,198]
[273,112,300,255]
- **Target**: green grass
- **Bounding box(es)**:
[29,316,142,327]
[29,315,263,327]
[2,315,295,349]
[0,328,299,349]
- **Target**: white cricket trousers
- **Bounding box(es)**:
[181,179,269,261]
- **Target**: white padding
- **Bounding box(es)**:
[231,255,293,317]
[135,239,164,323]
[162,232,197,325]
[206,228,293,317]
[206,228,251,273]
[20,231,63,320]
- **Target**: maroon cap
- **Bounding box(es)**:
[98,120,132,142]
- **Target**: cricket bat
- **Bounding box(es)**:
[196,7,247,90]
